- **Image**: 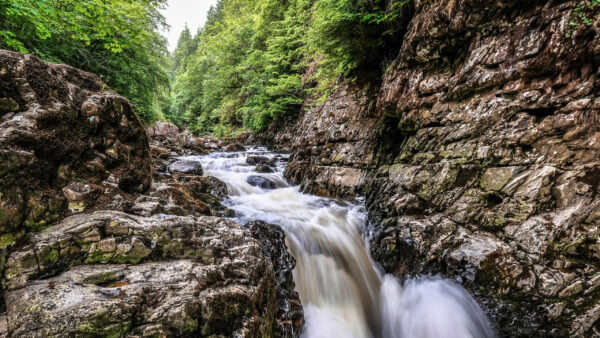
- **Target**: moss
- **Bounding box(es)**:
[179,317,199,335]
[161,240,183,256]
[20,252,38,269]
[111,240,150,264]
[0,233,15,249]
[413,152,435,164]
[68,202,85,213]
[85,250,114,264]
[562,237,586,256]
[39,247,60,265]
[82,270,123,285]
[78,311,129,337]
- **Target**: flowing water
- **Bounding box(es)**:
[182,147,495,338]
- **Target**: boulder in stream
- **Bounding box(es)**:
[255,165,274,173]
[246,155,274,166]
[224,143,246,152]
[168,159,204,175]
[247,175,278,189]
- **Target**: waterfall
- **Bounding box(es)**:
[180,147,495,338]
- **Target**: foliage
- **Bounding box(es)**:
[566,0,600,37]
[171,0,412,136]
[307,0,411,84]
[0,0,170,123]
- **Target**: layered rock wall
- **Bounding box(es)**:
[281,82,384,197]
[281,0,600,335]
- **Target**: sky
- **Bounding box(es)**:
[161,0,219,52]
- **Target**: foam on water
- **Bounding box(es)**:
[183,147,495,338]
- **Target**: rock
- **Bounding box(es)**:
[224,143,246,152]
[480,167,523,192]
[246,156,274,166]
[3,211,281,336]
[256,165,274,173]
[146,121,179,139]
[247,175,278,190]
[248,221,304,337]
[0,50,151,241]
[168,159,204,175]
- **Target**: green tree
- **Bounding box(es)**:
[0,0,170,123]
[171,0,413,136]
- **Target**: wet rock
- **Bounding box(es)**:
[246,155,274,166]
[224,143,246,152]
[256,165,274,173]
[168,159,204,175]
[248,221,304,337]
[247,175,278,190]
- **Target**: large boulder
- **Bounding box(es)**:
[3,211,279,337]
[146,120,179,139]
[168,159,204,175]
[0,50,151,244]
[246,175,278,190]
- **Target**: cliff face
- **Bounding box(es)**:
[281,0,600,335]
[280,81,384,198]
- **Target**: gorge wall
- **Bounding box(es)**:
[280,0,600,336]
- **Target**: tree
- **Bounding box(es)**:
[0,0,170,123]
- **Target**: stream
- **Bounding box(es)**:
[182,147,495,338]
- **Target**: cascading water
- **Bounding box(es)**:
[179,147,495,338]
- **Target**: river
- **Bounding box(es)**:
[180,147,495,338]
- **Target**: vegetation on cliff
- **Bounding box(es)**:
[167,0,412,136]
[0,0,170,123]
[0,0,412,132]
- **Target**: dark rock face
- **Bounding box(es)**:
[278,1,600,335]
[256,165,274,173]
[247,175,278,190]
[249,221,304,337]
[0,50,151,246]
[168,159,204,175]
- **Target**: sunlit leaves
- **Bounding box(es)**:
[169,0,412,136]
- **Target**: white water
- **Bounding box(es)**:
[182,147,495,338]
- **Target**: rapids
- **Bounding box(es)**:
[181,147,495,338]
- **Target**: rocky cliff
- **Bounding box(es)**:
[280,0,600,335]
[0,50,301,337]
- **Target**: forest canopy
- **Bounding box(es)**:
[168,0,412,136]
[0,0,170,123]
[0,0,412,134]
